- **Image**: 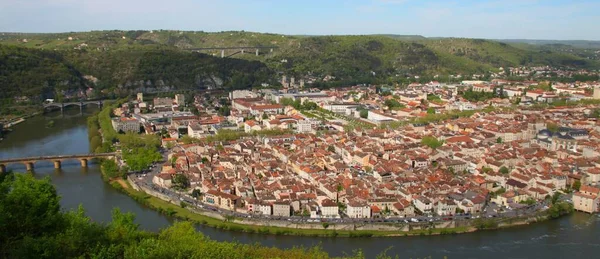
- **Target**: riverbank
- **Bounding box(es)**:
[106,164,575,238]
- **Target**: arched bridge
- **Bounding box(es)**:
[184,46,279,58]
[43,100,104,112]
[0,153,116,173]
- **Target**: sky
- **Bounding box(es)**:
[1,0,599,40]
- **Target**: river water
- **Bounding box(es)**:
[1,110,599,258]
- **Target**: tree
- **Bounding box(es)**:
[499,166,510,174]
[102,159,122,178]
[336,184,344,202]
[572,180,581,191]
[547,122,559,133]
[172,174,190,190]
[384,99,405,110]
[551,192,561,205]
[426,107,436,114]
[0,173,62,253]
[191,189,202,199]
[421,136,444,149]
[262,113,268,120]
[328,145,335,153]
[218,106,231,116]
[496,137,503,143]
[190,106,200,116]
[359,109,368,119]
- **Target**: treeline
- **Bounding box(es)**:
[0,173,348,259]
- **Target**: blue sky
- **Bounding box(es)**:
[1,0,599,40]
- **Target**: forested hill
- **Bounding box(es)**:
[1,30,599,103]
[0,44,272,103]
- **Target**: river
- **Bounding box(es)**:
[1,110,599,258]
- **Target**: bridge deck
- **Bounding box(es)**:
[0,153,115,163]
[185,46,279,50]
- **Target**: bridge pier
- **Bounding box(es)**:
[221,49,225,58]
[0,164,5,174]
[25,162,34,171]
[53,160,61,169]
[80,159,88,168]
[241,49,245,54]
[255,49,259,56]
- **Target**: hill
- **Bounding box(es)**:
[1,30,599,108]
[0,43,272,109]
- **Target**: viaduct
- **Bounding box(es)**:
[184,46,279,58]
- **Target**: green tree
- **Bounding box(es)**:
[191,189,202,199]
[359,109,369,119]
[328,145,335,153]
[173,174,190,190]
[499,166,510,174]
[496,137,503,143]
[218,106,231,116]
[421,136,444,149]
[551,192,561,205]
[0,174,62,255]
[426,107,436,114]
[547,122,559,133]
[384,99,405,110]
[572,180,581,191]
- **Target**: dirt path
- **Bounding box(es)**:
[110,178,128,189]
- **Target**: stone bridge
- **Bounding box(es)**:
[43,100,104,112]
[0,153,116,173]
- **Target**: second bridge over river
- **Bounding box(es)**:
[0,153,116,173]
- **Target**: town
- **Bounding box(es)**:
[107,70,600,225]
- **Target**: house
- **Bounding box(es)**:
[204,190,241,210]
[346,200,371,218]
[152,173,172,188]
[188,123,205,138]
[413,196,433,214]
[435,199,457,216]
[273,201,291,217]
[392,199,415,217]
[244,120,262,133]
[573,185,600,213]
[320,199,340,218]
[494,190,528,208]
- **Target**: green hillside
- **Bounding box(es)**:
[1,30,598,108]
[0,43,272,104]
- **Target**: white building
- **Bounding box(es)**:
[346,200,371,218]
[175,94,185,105]
[111,117,140,133]
[320,199,340,218]
[413,196,433,214]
